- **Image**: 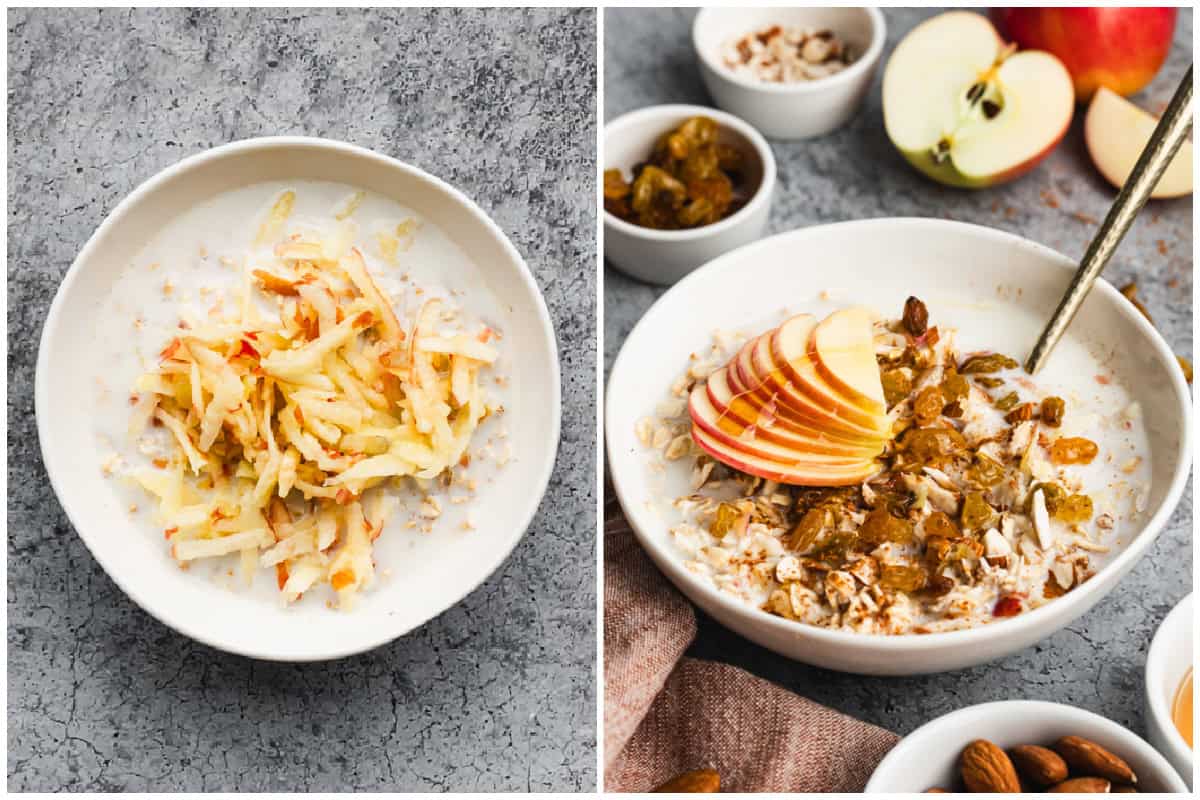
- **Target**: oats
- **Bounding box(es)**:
[635,417,654,447]
[665,434,691,461]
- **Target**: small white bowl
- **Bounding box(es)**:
[606,218,1191,675]
[692,7,886,140]
[603,104,775,286]
[865,700,1189,792]
[1146,593,1193,786]
[36,137,561,661]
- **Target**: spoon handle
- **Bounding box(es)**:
[1025,67,1193,375]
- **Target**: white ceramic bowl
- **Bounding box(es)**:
[692,7,886,140]
[603,104,775,286]
[865,700,1189,792]
[606,218,1191,675]
[36,137,561,661]
[1146,593,1193,786]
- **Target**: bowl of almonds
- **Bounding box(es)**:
[865,700,1188,793]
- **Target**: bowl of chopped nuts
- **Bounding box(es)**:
[606,217,1191,675]
[864,700,1189,792]
[692,7,886,139]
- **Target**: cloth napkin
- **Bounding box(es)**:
[604,491,899,793]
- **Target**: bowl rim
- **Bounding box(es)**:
[34,135,562,661]
[863,699,1190,792]
[606,216,1192,658]
[1145,592,1193,767]
[601,103,777,243]
[691,6,887,96]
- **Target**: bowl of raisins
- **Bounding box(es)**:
[603,104,775,285]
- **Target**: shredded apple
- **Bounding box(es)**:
[128,190,498,609]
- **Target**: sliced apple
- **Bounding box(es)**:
[728,338,888,442]
[690,380,884,461]
[1085,86,1192,199]
[810,307,886,414]
[883,11,1074,188]
[768,317,891,434]
[708,366,884,449]
[691,426,879,486]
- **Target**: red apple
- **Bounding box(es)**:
[810,307,886,414]
[990,7,1177,103]
[691,426,879,487]
[690,379,883,460]
[883,11,1074,188]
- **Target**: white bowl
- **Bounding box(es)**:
[692,7,886,140]
[865,700,1189,792]
[35,137,561,661]
[1146,593,1193,786]
[603,104,775,286]
[606,218,1191,675]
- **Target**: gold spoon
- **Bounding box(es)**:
[1025,67,1192,375]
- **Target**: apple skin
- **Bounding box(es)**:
[691,426,879,487]
[990,7,1177,103]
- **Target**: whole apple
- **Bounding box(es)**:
[990,7,1177,103]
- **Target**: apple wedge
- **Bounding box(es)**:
[882,11,1074,188]
[768,317,891,434]
[691,379,884,460]
[708,366,885,449]
[810,307,886,414]
[691,426,879,486]
[1085,86,1192,199]
[727,341,889,443]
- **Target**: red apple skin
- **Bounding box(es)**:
[989,7,1176,103]
[691,426,878,487]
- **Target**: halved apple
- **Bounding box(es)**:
[734,334,887,440]
[882,11,1074,188]
[768,317,891,434]
[691,427,880,486]
[1085,86,1192,199]
[810,307,886,414]
[690,379,883,460]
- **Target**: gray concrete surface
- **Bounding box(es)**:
[604,7,1192,740]
[8,8,595,792]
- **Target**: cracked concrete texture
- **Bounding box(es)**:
[604,7,1192,738]
[8,8,595,792]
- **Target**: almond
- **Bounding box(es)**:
[1048,776,1112,793]
[652,768,720,793]
[1009,744,1069,787]
[960,739,1021,793]
[1053,736,1137,785]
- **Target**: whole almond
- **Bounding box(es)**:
[1048,776,1112,793]
[1009,744,1069,787]
[1054,736,1137,785]
[961,739,1021,793]
[652,768,720,793]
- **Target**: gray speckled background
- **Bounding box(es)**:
[604,7,1192,742]
[9,8,595,792]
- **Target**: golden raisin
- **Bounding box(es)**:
[1004,402,1037,423]
[1028,482,1066,516]
[902,296,929,336]
[923,511,960,539]
[940,370,969,403]
[966,453,1004,487]
[879,563,927,592]
[1055,493,1093,523]
[961,492,996,531]
[900,427,967,462]
[860,506,914,546]
[959,353,1019,374]
[1048,437,1099,465]
[1040,396,1065,427]
[881,369,913,409]
[787,507,826,553]
[993,392,1020,411]
[711,502,747,538]
[913,386,946,426]
[974,377,1004,389]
